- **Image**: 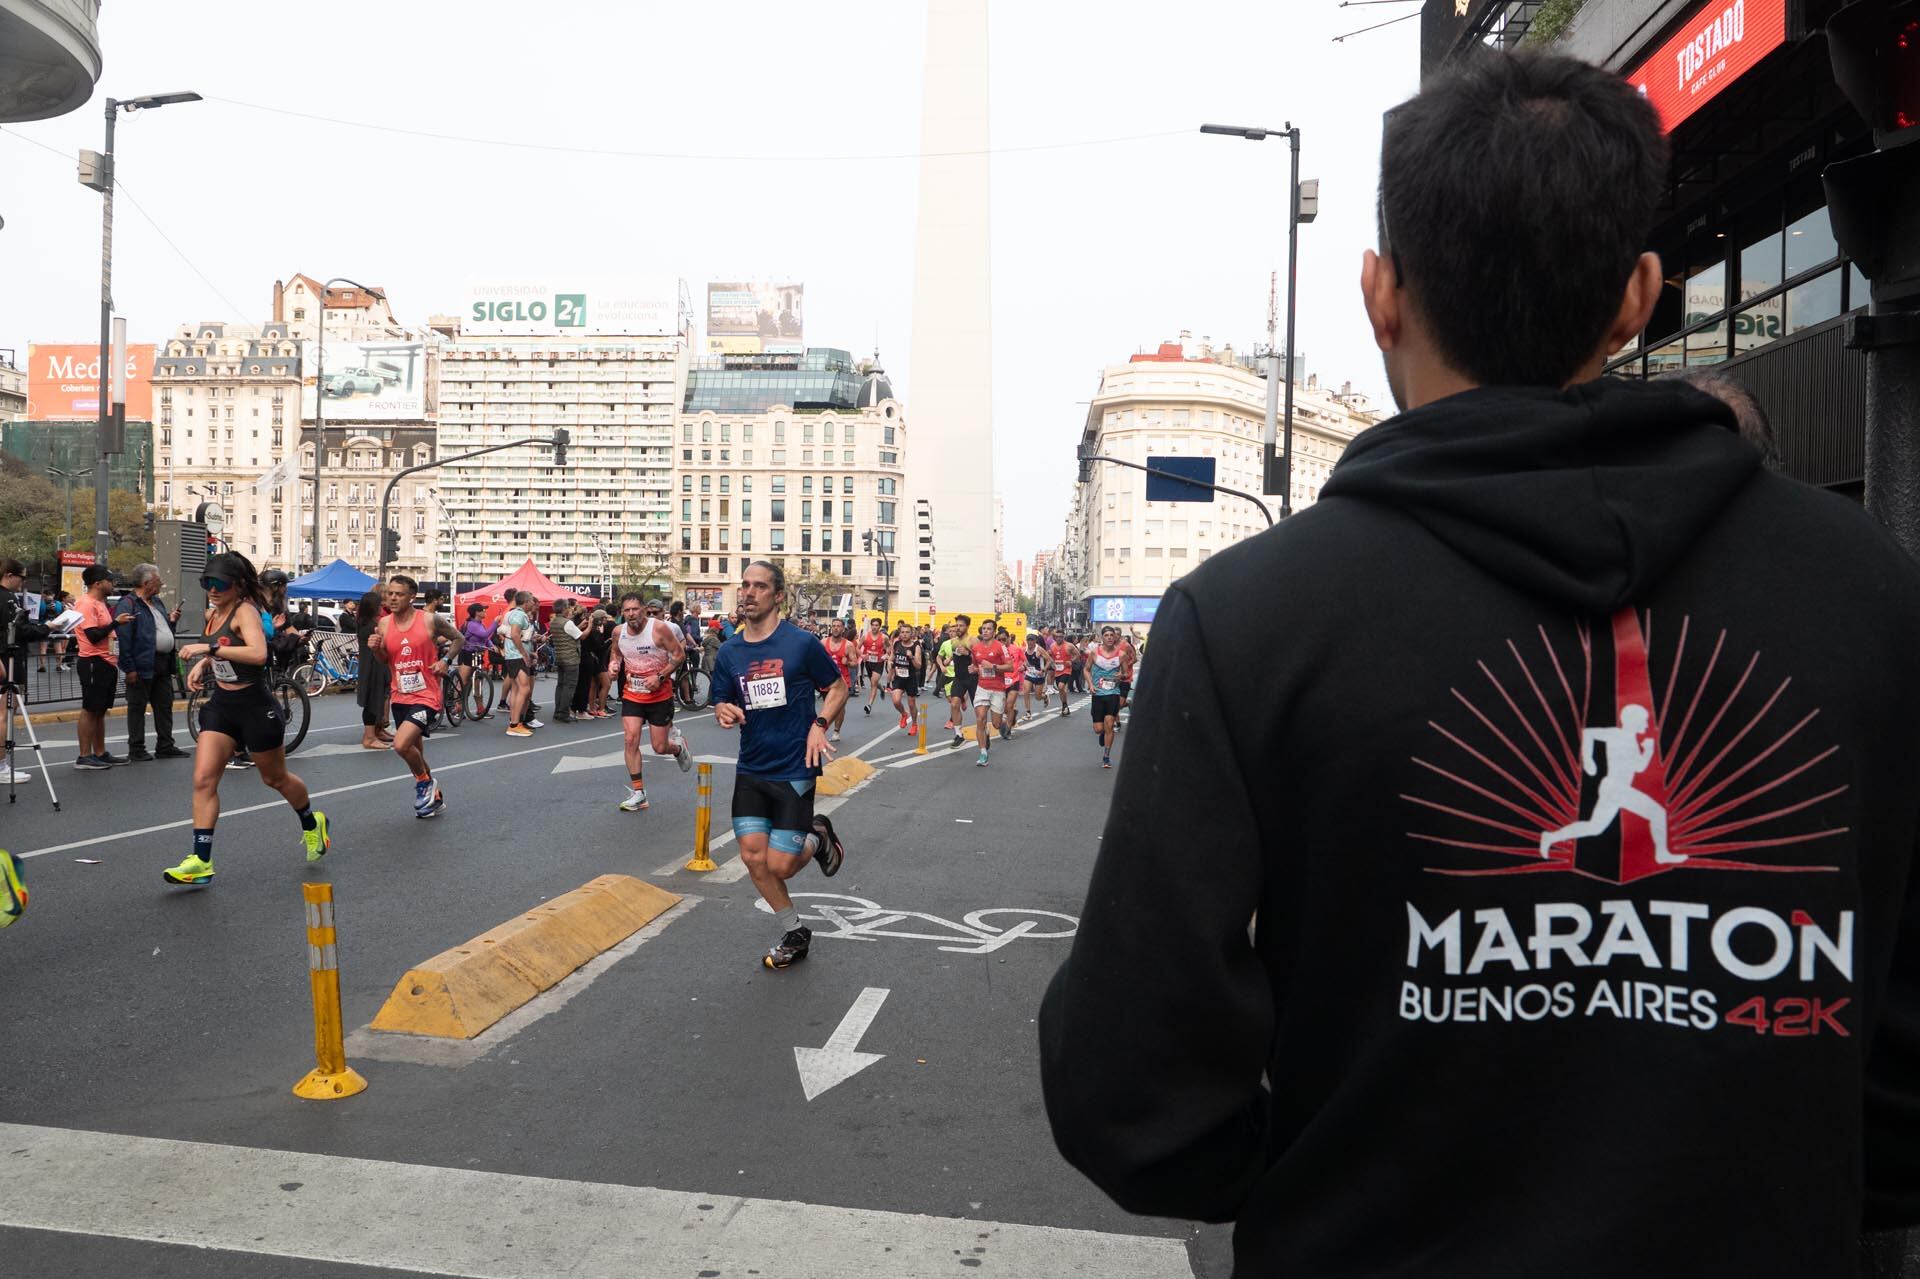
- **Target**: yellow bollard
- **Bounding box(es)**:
[686,761,718,872]
[915,698,928,755]
[293,882,368,1101]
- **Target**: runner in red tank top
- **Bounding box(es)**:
[372,575,464,819]
[822,619,855,742]
[858,617,889,715]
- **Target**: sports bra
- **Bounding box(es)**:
[205,603,269,687]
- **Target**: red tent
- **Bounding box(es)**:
[457,559,599,611]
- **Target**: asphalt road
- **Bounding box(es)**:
[0,674,1231,1278]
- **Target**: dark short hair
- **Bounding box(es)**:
[0,559,22,578]
[620,592,645,607]
[388,574,418,593]
[1380,50,1668,387]
[466,602,486,618]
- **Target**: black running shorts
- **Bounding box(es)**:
[862,660,883,676]
[730,772,816,853]
[502,658,526,678]
[392,701,438,736]
[197,684,287,753]
[1091,694,1122,722]
[892,670,921,698]
[78,655,117,713]
[953,674,978,702]
[621,697,675,727]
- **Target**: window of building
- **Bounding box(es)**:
[883,425,895,445]
[700,475,711,493]
[742,449,753,464]
[683,475,693,491]
[700,449,712,462]
[771,474,786,493]
[681,529,692,551]
[700,529,711,551]
[681,424,694,443]
[802,423,814,444]
[683,449,693,462]
[772,449,787,464]
[770,529,786,551]
[719,475,730,493]
[877,500,895,524]
[841,529,854,553]
[876,477,896,496]
[801,500,812,522]
[682,557,692,572]
[822,500,833,523]
[802,476,813,494]
[702,422,713,442]
[842,559,853,577]
[879,451,897,465]
[743,424,754,443]
[719,527,729,549]
[843,424,855,447]
[682,499,692,520]
[740,528,752,551]
[700,499,712,522]
[742,499,752,519]
[742,476,753,492]
[772,499,786,522]
[842,476,853,494]
[823,423,834,444]
[774,422,786,444]
[802,530,813,552]
[720,423,731,443]
[719,449,729,463]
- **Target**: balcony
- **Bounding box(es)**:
[0,0,101,121]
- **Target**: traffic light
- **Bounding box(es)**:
[552,428,570,468]
[862,530,874,554]
[381,526,400,564]
[1825,0,1920,306]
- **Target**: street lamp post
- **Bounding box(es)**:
[81,91,201,564]
[1200,122,1317,517]
[47,466,93,549]
[309,276,386,573]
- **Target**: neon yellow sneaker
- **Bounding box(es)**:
[304,811,331,863]
[0,849,26,927]
[162,854,214,886]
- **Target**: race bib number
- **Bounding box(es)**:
[397,670,426,695]
[1095,675,1117,694]
[625,671,656,696]
[744,674,788,710]
[210,658,237,683]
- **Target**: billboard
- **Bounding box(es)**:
[1626,0,1788,133]
[301,339,426,420]
[26,342,155,421]
[463,284,679,336]
[1088,596,1161,626]
[705,282,804,354]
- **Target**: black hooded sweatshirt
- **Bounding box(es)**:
[1039,379,1920,1277]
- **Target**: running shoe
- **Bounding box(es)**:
[763,926,811,970]
[416,790,446,820]
[810,816,845,877]
[0,849,25,928]
[527,719,545,729]
[73,755,110,771]
[951,733,965,750]
[227,752,255,770]
[898,714,909,730]
[830,729,841,743]
[864,704,872,716]
[976,751,989,767]
[162,853,215,886]
[304,811,331,862]
[506,724,534,738]
[668,728,693,773]
[2,768,29,784]
[619,788,649,812]
[943,720,954,731]
[1103,755,1112,770]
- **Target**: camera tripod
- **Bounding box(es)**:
[3,679,60,811]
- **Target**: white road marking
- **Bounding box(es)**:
[652,789,855,883]
[17,728,633,860]
[0,1121,1194,1278]
[756,893,1079,955]
[551,748,737,775]
[346,896,702,1068]
[795,985,889,1101]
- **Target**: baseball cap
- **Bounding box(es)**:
[81,565,114,587]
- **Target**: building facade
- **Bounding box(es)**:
[437,329,684,590]
[151,321,302,565]
[1425,0,1874,495]
[0,352,25,420]
[676,349,908,615]
[1069,339,1376,627]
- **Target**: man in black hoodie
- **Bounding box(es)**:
[1039,49,1920,1277]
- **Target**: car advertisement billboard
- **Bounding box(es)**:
[463,284,679,336]
[1626,0,1789,133]
[300,339,427,420]
[705,282,804,354]
[26,342,155,420]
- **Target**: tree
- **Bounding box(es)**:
[1014,591,1037,617]
[786,565,849,619]
[608,545,679,604]
[0,450,152,583]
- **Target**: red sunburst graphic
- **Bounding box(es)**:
[1403,609,1847,884]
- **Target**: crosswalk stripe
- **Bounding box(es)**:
[0,1122,1193,1278]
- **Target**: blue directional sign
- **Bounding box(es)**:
[1144,455,1217,503]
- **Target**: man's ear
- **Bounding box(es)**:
[1360,249,1401,353]
[1602,251,1664,357]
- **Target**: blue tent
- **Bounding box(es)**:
[286,558,378,601]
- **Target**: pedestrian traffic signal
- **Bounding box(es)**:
[1825,0,1920,305]
[551,428,570,468]
[862,530,874,554]
[381,527,400,564]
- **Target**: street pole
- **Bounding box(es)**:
[309,277,384,574]
[93,98,116,565]
[1281,126,1301,520]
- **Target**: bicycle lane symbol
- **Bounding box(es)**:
[754,893,1078,955]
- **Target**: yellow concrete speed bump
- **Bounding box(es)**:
[369,874,681,1040]
[816,756,876,796]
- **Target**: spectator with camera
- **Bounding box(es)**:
[0,558,53,784]
[113,563,186,762]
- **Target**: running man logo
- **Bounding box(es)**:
[1403,609,1848,884]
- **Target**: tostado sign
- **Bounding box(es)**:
[1626,0,1790,133]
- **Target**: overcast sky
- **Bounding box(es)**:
[0,0,1420,567]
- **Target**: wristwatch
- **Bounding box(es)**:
[814,716,830,730]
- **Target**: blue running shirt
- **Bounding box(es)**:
[711,620,845,781]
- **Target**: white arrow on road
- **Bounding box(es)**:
[794,986,889,1101]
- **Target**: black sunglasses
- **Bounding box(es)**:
[199,576,231,592]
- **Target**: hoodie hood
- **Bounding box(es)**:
[1319,378,1761,614]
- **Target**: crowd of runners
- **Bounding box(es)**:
[3,549,1142,968]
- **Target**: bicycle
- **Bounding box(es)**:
[675,662,711,710]
[296,634,359,697]
[460,653,497,724]
[441,668,466,726]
